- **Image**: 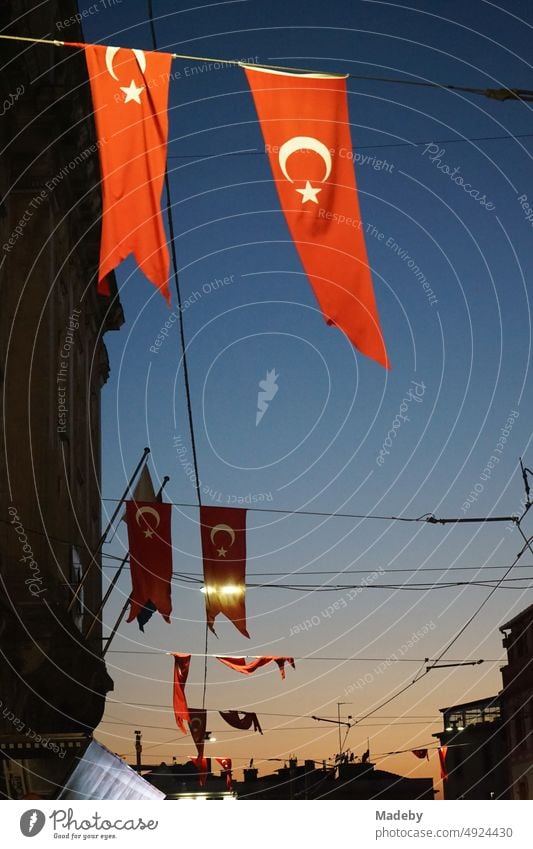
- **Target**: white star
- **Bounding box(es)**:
[120,79,145,104]
[217,546,227,558]
[143,528,154,539]
[296,181,322,204]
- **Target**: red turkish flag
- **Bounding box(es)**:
[188,708,207,760]
[219,710,263,734]
[69,42,171,301]
[171,653,191,734]
[191,756,209,786]
[215,758,233,791]
[200,506,249,638]
[438,746,448,780]
[243,65,389,368]
[125,500,172,624]
[217,656,295,680]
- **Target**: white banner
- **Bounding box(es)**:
[4,800,530,848]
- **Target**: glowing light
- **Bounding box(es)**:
[221,585,242,595]
[200,585,243,595]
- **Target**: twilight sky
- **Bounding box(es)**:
[73,0,533,792]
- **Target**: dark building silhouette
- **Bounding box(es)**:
[500,604,533,799]
[433,696,509,800]
[141,757,434,800]
[0,2,123,797]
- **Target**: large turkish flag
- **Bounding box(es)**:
[71,43,171,301]
[243,65,389,368]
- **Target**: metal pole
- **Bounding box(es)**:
[85,475,169,639]
[68,447,150,613]
[135,730,142,770]
[102,593,131,657]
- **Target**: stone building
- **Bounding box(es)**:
[0,1,123,797]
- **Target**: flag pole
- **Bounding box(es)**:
[102,594,131,657]
[68,446,150,614]
[147,2,209,709]
[85,475,170,640]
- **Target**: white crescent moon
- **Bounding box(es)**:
[278,136,332,184]
[105,46,147,81]
[105,46,120,81]
[133,49,147,74]
[210,523,236,547]
[136,505,161,528]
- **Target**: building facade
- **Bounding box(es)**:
[0,1,123,797]
[433,696,510,799]
[500,603,533,799]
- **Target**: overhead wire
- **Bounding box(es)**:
[1,32,532,101]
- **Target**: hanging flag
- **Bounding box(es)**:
[200,506,249,638]
[412,749,430,761]
[67,42,171,301]
[217,656,295,680]
[188,708,207,760]
[136,600,157,632]
[219,710,263,734]
[243,64,389,368]
[191,756,209,787]
[215,758,233,791]
[124,466,168,631]
[125,485,172,625]
[171,653,191,734]
[438,746,448,780]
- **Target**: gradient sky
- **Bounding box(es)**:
[75,0,533,793]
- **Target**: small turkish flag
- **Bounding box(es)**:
[188,708,207,760]
[216,758,233,791]
[243,65,389,368]
[200,506,249,638]
[69,43,171,301]
[191,756,209,787]
[126,500,172,624]
[171,653,191,734]
[217,655,295,680]
[438,746,448,780]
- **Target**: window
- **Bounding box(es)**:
[70,546,85,632]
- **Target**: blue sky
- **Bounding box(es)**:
[77,0,533,786]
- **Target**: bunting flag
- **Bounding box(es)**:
[200,506,249,638]
[243,64,389,368]
[438,746,448,780]
[412,749,430,761]
[171,653,191,734]
[188,708,207,760]
[219,710,263,735]
[217,656,295,680]
[191,756,209,787]
[125,476,173,626]
[68,42,171,301]
[215,758,233,791]
[125,466,168,631]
